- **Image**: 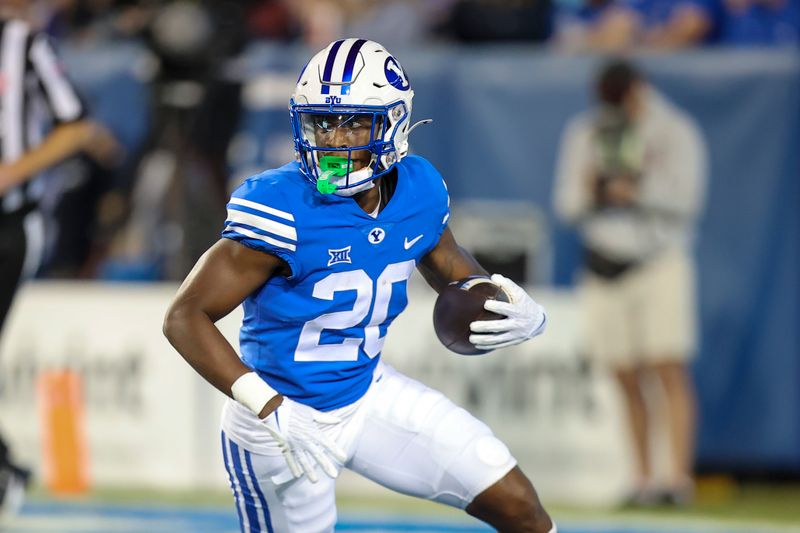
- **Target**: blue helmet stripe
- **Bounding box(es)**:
[321,39,345,95]
[341,39,367,95]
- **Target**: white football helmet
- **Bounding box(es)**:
[290,38,428,196]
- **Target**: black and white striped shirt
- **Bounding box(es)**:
[1,18,85,215]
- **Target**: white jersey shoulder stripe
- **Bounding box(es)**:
[226,224,297,252]
[227,208,297,242]
[29,35,83,122]
[2,19,29,162]
[229,197,295,222]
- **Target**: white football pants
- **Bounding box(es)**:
[220,362,517,533]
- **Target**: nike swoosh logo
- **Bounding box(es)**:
[404,234,424,250]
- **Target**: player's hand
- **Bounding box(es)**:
[260,398,346,484]
[468,274,546,351]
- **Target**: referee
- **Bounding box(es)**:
[0,9,118,516]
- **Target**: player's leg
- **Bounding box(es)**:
[220,405,338,533]
[346,364,554,532]
[464,466,554,532]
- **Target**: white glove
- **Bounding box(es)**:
[469,274,547,351]
[261,397,347,484]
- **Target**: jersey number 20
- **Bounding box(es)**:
[295,260,416,362]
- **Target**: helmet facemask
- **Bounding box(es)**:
[291,101,410,196]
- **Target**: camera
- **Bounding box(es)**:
[591,107,644,208]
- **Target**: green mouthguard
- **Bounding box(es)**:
[317,176,338,194]
[316,156,354,194]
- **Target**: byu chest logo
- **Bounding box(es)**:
[384,56,410,91]
[328,246,352,266]
[368,227,386,244]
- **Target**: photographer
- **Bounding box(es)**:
[553,60,707,506]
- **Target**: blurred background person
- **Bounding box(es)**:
[719,0,800,46]
[294,0,455,49]
[443,0,553,43]
[553,0,720,51]
[0,0,119,516]
[552,0,614,51]
[553,60,707,506]
[95,0,257,281]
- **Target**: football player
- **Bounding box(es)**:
[164,39,554,533]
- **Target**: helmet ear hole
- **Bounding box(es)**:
[390,104,406,122]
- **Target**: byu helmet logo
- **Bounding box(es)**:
[384,57,410,91]
[368,227,386,244]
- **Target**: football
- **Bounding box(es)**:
[433,276,511,355]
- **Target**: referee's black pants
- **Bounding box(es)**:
[0,210,43,468]
[0,212,28,335]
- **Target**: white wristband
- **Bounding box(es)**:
[231,372,279,417]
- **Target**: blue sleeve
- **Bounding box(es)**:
[409,156,450,257]
[221,175,300,277]
[437,178,451,244]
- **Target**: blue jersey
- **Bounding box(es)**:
[221,156,450,411]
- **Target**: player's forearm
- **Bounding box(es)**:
[419,228,488,293]
[418,247,486,292]
[162,306,253,399]
[163,308,284,418]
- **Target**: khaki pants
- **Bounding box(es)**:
[581,248,697,368]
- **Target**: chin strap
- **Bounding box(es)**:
[330,167,374,197]
[408,118,433,135]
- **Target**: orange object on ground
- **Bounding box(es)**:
[37,370,90,494]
